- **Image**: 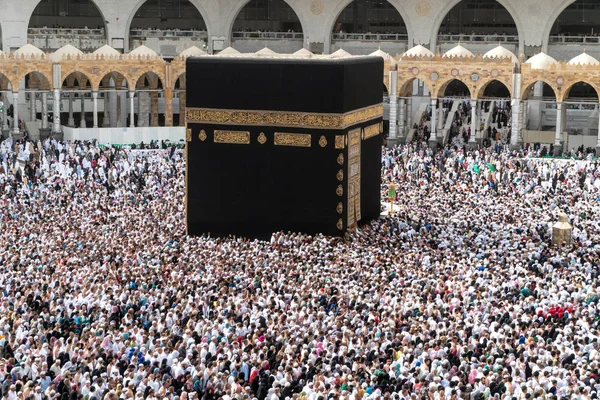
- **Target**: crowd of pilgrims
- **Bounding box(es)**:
[0,136,599,400]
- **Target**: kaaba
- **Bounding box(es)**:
[185,56,383,239]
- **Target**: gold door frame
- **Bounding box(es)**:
[347,128,361,228]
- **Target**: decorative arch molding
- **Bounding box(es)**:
[431,0,524,53]
[124,0,212,52]
[435,77,474,99]
[397,75,435,98]
[475,78,513,99]
[558,80,600,103]
[226,0,307,45]
[520,78,559,101]
[540,0,577,50]
[326,0,414,50]
[27,0,109,37]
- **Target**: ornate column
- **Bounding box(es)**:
[102,93,110,127]
[2,93,8,133]
[150,92,159,127]
[129,91,135,127]
[68,93,75,126]
[388,94,398,140]
[429,98,437,147]
[164,88,173,127]
[29,93,36,122]
[398,99,406,139]
[470,100,477,143]
[554,102,563,155]
[510,99,521,147]
[53,89,61,134]
[41,93,48,130]
[179,91,186,126]
[438,101,444,131]
[92,91,98,128]
[406,97,413,131]
[596,103,600,153]
[12,92,19,135]
[79,95,86,128]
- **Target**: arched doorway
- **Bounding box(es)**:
[99,72,130,128]
[129,0,208,56]
[231,0,303,53]
[174,74,185,127]
[398,77,433,145]
[28,0,107,52]
[522,80,559,153]
[331,0,407,53]
[438,79,472,146]
[478,80,512,146]
[134,72,164,127]
[20,72,52,135]
[563,82,599,151]
[61,72,92,128]
[437,0,519,53]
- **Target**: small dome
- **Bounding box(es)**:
[330,48,352,58]
[525,52,558,70]
[568,52,599,66]
[179,46,208,58]
[218,47,241,55]
[369,48,391,60]
[129,44,160,57]
[50,44,84,62]
[443,44,474,58]
[255,47,278,56]
[92,45,121,57]
[402,44,434,58]
[483,45,518,62]
[293,48,313,57]
[14,43,45,57]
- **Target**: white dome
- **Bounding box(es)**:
[129,44,160,57]
[402,44,434,58]
[525,52,558,70]
[293,48,313,57]
[330,48,352,58]
[179,46,208,58]
[568,52,599,66]
[255,47,278,56]
[483,45,518,62]
[218,47,241,55]
[92,45,121,57]
[14,43,45,57]
[443,44,474,58]
[50,44,83,62]
[369,48,391,60]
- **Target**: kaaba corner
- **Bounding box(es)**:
[185,56,383,239]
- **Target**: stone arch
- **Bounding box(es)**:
[432,0,523,51]
[28,0,108,44]
[397,75,433,97]
[174,73,186,90]
[521,79,559,101]
[97,72,130,92]
[327,0,414,47]
[92,71,132,92]
[62,72,92,90]
[228,0,305,39]
[125,0,211,51]
[135,71,164,90]
[541,0,577,49]
[15,71,52,92]
[559,80,600,103]
[0,72,12,91]
[476,78,513,99]
[435,77,473,99]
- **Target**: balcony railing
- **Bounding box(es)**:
[28,27,105,36]
[437,34,519,43]
[332,33,408,42]
[549,35,600,44]
[130,29,208,39]
[232,31,303,40]
[27,28,106,52]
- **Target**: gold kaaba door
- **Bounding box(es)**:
[347,128,361,228]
